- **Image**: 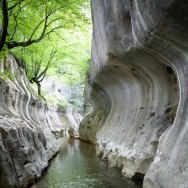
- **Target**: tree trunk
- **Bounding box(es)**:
[35,80,45,100]
[0,0,8,51]
[35,81,41,96]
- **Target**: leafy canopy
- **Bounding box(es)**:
[6,0,90,45]
[0,0,91,108]
[0,0,91,96]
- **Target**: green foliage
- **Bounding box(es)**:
[7,0,91,86]
[7,0,90,44]
[0,0,91,108]
[0,45,9,61]
[42,91,71,111]
[0,38,13,80]
[57,99,70,112]
[0,69,15,80]
[46,28,91,85]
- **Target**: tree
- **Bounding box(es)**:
[26,46,57,96]
[0,0,91,101]
[0,0,90,50]
[0,0,8,51]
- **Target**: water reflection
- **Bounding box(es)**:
[32,137,142,188]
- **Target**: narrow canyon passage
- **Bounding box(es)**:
[31,137,142,188]
[1,0,188,187]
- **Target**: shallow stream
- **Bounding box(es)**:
[32,137,143,188]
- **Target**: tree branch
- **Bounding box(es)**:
[36,61,50,80]
[6,24,63,49]
[8,0,25,10]
[6,35,44,48]
[36,47,56,80]
[28,6,64,41]
[29,10,49,41]
[11,2,23,40]
[6,3,68,49]
[38,72,46,82]
[45,25,63,36]
[54,31,67,43]
[46,17,62,27]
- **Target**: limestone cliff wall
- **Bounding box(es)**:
[79,0,188,187]
[41,77,87,138]
[0,55,66,187]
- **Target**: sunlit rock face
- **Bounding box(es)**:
[41,77,87,138]
[0,55,66,187]
[80,0,188,187]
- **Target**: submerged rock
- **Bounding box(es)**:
[80,0,188,187]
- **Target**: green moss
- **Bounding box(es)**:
[0,45,9,62]
[0,70,15,81]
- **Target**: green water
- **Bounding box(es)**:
[32,138,143,188]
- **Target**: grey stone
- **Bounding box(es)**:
[80,0,188,187]
[0,55,66,187]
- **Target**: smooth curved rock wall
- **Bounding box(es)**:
[41,77,88,138]
[0,55,66,187]
[80,0,188,187]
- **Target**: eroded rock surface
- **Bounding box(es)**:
[41,77,88,138]
[0,55,66,187]
[80,0,188,187]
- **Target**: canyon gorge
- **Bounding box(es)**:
[1,0,188,187]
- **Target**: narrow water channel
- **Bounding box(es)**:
[32,137,143,188]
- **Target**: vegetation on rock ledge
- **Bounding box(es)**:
[0,0,91,100]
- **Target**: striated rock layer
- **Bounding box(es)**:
[79,0,188,187]
[41,77,87,138]
[0,55,66,187]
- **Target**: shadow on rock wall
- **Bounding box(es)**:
[0,55,67,188]
[80,0,188,187]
